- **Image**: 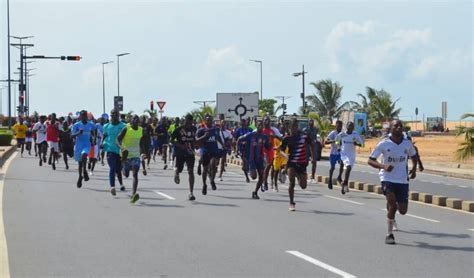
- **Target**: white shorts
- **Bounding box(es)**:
[25,137,33,143]
[341,152,356,169]
[48,141,59,152]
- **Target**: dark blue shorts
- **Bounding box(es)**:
[382,182,409,204]
[330,153,342,167]
[249,160,265,171]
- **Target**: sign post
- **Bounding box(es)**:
[442,101,447,131]
[415,107,418,131]
[114,96,123,112]
[157,101,166,120]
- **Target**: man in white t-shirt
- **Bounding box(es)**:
[324,120,343,190]
[33,115,48,166]
[368,120,417,245]
[217,120,233,181]
[335,121,364,194]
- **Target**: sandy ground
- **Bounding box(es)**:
[352,135,473,167]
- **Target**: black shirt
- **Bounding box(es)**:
[172,125,197,157]
[280,131,311,165]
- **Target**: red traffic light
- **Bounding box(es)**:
[67,56,81,61]
[150,101,154,111]
[61,56,81,61]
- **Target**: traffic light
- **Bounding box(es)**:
[150,101,154,111]
[61,56,81,61]
[16,106,21,113]
[19,95,25,104]
[282,103,287,110]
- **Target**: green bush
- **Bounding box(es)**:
[373,124,382,129]
[0,134,13,146]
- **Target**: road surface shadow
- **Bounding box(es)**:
[397,242,474,252]
[212,195,252,200]
[300,210,354,216]
[398,230,471,239]
[191,201,239,207]
[136,202,185,208]
[264,198,306,203]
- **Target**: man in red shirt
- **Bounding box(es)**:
[46,113,61,170]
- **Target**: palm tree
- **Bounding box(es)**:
[143,109,158,119]
[189,106,216,123]
[308,112,332,143]
[305,79,356,120]
[456,113,474,161]
[354,87,401,124]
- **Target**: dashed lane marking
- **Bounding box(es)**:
[286,251,357,278]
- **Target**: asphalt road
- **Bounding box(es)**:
[3,154,474,277]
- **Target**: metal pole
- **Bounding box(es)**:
[102,63,106,114]
[302,65,306,114]
[117,55,120,96]
[19,45,24,118]
[7,0,12,127]
[24,48,28,113]
[260,62,263,101]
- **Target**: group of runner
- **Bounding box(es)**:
[12,110,421,244]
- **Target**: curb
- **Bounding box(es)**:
[0,145,17,168]
[225,158,474,213]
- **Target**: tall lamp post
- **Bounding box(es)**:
[250,59,263,101]
[116,53,130,97]
[102,61,113,114]
[293,65,307,115]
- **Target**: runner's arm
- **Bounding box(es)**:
[116,127,127,151]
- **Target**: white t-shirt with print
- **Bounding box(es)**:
[370,137,417,184]
[327,130,340,155]
[33,122,47,143]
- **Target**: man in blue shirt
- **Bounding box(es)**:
[237,120,271,200]
[102,109,127,196]
[196,115,223,195]
[233,118,253,183]
[71,110,96,188]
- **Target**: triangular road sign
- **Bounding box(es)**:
[157,101,166,110]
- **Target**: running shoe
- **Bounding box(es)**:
[174,173,180,184]
[130,193,140,204]
[252,192,260,199]
[120,185,126,191]
[77,176,83,188]
[83,171,90,182]
[219,177,223,182]
[48,158,52,165]
[341,186,345,195]
[143,169,147,176]
[385,234,395,244]
[163,164,168,170]
[111,187,116,196]
[202,185,208,195]
[89,171,94,176]
[337,176,343,185]
[211,180,217,190]
[188,193,196,201]
[39,159,42,166]
[328,180,333,190]
[344,185,349,193]
[65,165,69,170]
[52,164,56,170]
[289,203,296,211]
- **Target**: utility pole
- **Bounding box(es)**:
[275,96,292,116]
[250,59,263,101]
[11,41,34,117]
[6,0,12,127]
[293,65,307,115]
[102,61,113,114]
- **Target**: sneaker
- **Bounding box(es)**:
[385,234,396,245]
[261,183,267,192]
[120,185,126,191]
[110,187,116,196]
[252,192,260,199]
[89,171,94,176]
[337,176,343,185]
[328,181,333,190]
[52,164,56,170]
[43,157,47,163]
[163,164,168,170]
[219,177,223,182]
[77,177,83,188]
[310,179,315,184]
[83,172,90,182]
[174,173,180,184]
[142,169,147,176]
[211,180,217,190]
[39,159,43,166]
[263,183,268,191]
[202,185,207,195]
[130,193,140,204]
[48,158,52,165]
[344,185,349,193]
[188,193,196,201]
[65,165,69,170]
[341,186,345,195]
[393,220,398,231]
[289,203,296,211]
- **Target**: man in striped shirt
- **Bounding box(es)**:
[280,118,314,211]
[237,120,271,200]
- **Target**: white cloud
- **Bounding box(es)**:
[408,49,472,79]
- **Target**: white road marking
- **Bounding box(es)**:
[458,185,468,188]
[286,251,356,278]
[380,209,440,223]
[324,195,364,205]
[0,152,17,278]
[154,191,176,200]
[468,229,474,232]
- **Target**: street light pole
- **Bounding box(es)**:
[6,0,11,127]
[116,53,130,97]
[250,59,263,101]
[102,61,113,114]
[293,64,308,115]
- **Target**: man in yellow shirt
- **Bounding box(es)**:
[13,118,28,157]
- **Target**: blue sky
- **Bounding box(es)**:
[1,0,472,120]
